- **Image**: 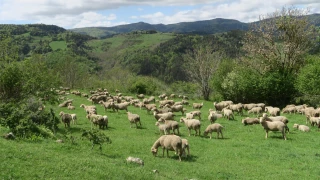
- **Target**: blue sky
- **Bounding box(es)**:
[0,0,319,29]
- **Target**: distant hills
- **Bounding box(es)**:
[70,14,320,38]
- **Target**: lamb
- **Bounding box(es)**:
[67,103,75,110]
[127,112,141,128]
[247,107,263,117]
[241,117,260,126]
[158,118,180,135]
[70,114,77,125]
[222,108,234,120]
[181,138,190,157]
[203,123,224,139]
[293,124,310,132]
[113,102,130,112]
[180,118,201,136]
[153,111,175,121]
[306,115,320,126]
[155,122,169,135]
[259,113,288,140]
[151,135,183,161]
[192,102,204,109]
[208,111,223,124]
[126,156,144,166]
[59,111,72,128]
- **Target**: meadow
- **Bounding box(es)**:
[1,92,320,180]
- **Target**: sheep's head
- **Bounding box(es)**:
[59,111,64,116]
[151,148,158,156]
[293,124,299,129]
[155,122,160,126]
[158,118,165,123]
[203,131,208,137]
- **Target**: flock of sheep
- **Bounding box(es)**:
[55,87,320,162]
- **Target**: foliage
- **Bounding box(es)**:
[128,76,159,95]
[81,129,111,151]
[295,55,320,106]
[170,81,198,97]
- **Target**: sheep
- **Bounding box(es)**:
[59,111,72,128]
[306,115,320,126]
[80,104,97,112]
[113,102,130,112]
[208,111,223,124]
[265,107,281,116]
[86,114,107,129]
[67,103,75,110]
[241,117,260,126]
[153,111,175,121]
[151,135,183,161]
[126,156,144,166]
[99,101,114,112]
[227,103,243,116]
[142,103,157,114]
[189,110,201,120]
[293,124,310,132]
[127,112,141,128]
[70,113,77,125]
[243,103,257,111]
[192,102,203,109]
[213,101,230,112]
[152,107,172,114]
[259,113,288,140]
[186,112,195,119]
[158,117,180,135]
[181,138,190,157]
[159,100,174,108]
[282,106,296,114]
[180,118,201,136]
[247,107,263,117]
[58,99,73,107]
[137,94,145,99]
[155,122,169,135]
[266,116,289,125]
[203,123,224,139]
[164,104,185,115]
[222,108,234,120]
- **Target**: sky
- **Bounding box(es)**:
[0,0,319,29]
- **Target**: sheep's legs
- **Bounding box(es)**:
[265,131,268,139]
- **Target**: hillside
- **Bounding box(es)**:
[70,18,249,38]
[70,14,320,38]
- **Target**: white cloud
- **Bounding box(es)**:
[0,0,319,28]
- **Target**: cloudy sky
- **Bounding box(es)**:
[0,0,319,29]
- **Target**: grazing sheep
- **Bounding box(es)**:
[99,101,114,112]
[153,111,175,121]
[213,102,226,112]
[282,106,296,114]
[159,100,174,108]
[155,122,169,135]
[59,111,72,128]
[80,104,97,114]
[243,103,257,111]
[137,94,145,99]
[181,138,190,157]
[164,104,185,115]
[127,112,141,128]
[265,107,281,116]
[208,111,223,124]
[189,110,201,120]
[158,118,180,135]
[126,156,144,166]
[152,107,172,114]
[241,117,259,126]
[192,102,203,109]
[58,99,73,107]
[259,113,288,140]
[266,116,289,125]
[151,135,183,161]
[222,108,234,120]
[227,103,243,116]
[203,123,224,139]
[86,114,107,129]
[180,118,201,136]
[113,102,130,112]
[293,124,310,132]
[247,107,263,117]
[142,103,157,114]
[306,115,320,126]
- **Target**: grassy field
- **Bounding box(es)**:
[1,92,320,180]
[50,41,67,51]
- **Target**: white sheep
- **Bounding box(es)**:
[70,113,77,125]
[180,118,201,136]
[151,135,183,161]
[222,108,234,120]
[293,124,310,132]
[247,107,263,117]
[127,112,141,128]
[189,110,201,120]
[158,117,180,135]
[203,123,224,139]
[153,111,175,121]
[306,115,320,126]
[259,113,288,140]
[181,138,190,157]
[241,117,260,126]
[67,103,75,110]
[192,102,204,109]
[208,111,223,124]
[126,156,144,166]
[155,122,169,135]
[164,104,185,115]
[113,102,130,112]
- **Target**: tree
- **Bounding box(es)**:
[183,44,222,100]
[243,6,317,75]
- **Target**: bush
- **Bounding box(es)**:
[128,76,159,95]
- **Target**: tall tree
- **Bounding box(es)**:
[183,45,222,100]
[243,6,317,75]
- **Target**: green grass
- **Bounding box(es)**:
[50,41,67,51]
[1,93,320,179]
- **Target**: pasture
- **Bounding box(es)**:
[1,92,320,180]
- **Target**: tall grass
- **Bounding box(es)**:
[1,93,320,179]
